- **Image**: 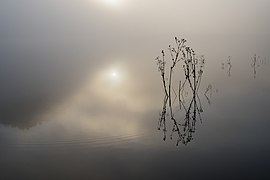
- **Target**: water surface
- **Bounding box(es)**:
[1,0,270,179]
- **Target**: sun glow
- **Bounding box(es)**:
[112,72,117,77]
[93,0,128,10]
[102,0,122,7]
[104,0,117,5]
[110,70,121,82]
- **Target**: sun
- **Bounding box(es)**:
[112,72,117,77]
[98,65,125,84]
[110,71,120,81]
[94,0,127,10]
[103,0,120,6]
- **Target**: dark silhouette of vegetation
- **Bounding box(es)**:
[251,54,259,79]
[250,54,268,79]
[204,84,212,105]
[221,56,232,77]
[155,37,206,146]
[204,84,218,105]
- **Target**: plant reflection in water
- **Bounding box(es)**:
[221,56,232,77]
[155,37,206,146]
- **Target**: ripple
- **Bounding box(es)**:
[6,133,149,150]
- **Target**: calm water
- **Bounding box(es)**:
[1,0,270,179]
[1,50,270,180]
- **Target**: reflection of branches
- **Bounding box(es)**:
[204,84,219,105]
[227,56,232,77]
[158,86,204,145]
[251,54,257,79]
[155,37,206,146]
[221,56,232,77]
[204,84,212,105]
[250,54,268,79]
[158,95,168,141]
[174,92,203,145]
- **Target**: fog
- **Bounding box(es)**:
[0,1,270,179]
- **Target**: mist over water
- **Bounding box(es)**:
[1,0,270,179]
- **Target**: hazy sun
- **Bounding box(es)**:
[112,72,117,77]
[103,0,120,6]
[110,71,120,81]
[94,0,127,10]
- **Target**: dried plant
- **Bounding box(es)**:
[155,37,205,146]
[221,56,232,77]
[251,54,260,79]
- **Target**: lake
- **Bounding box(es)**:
[1,0,270,179]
